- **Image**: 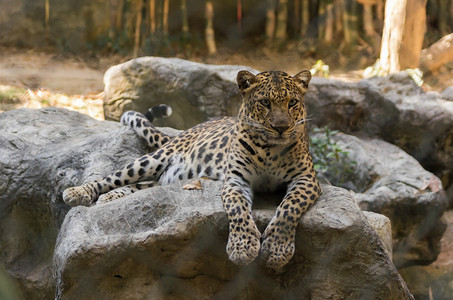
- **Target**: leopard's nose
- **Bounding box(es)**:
[271,124,290,134]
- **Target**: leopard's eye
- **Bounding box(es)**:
[288,98,298,107]
[259,98,270,107]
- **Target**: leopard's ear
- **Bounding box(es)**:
[237,70,256,92]
[293,70,312,90]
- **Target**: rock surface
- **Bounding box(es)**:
[103,57,258,129]
[54,182,412,299]
[0,107,417,298]
[306,72,453,204]
[316,132,448,268]
[103,58,453,202]
[0,108,147,299]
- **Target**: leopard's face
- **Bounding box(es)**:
[237,70,311,145]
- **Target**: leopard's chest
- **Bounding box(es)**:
[250,172,288,192]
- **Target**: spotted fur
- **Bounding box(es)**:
[63,70,321,270]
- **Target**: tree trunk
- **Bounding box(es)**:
[376,0,384,24]
[205,0,217,54]
[149,0,156,33]
[324,2,335,42]
[438,0,449,35]
[266,0,276,42]
[300,0,309,36]
[342,0,358,46]
[133,0,143,57]
[275,0,288,43]
[318,0,326,40]
[419,33,453,74]
[380,0,427,72]
[45,0,50,29]
[334,0,343,36]
[162,0,169,36]
[362,2,375,38]
[181,0,189,42]
[237,0,242,33]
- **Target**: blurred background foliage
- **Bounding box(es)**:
[0,0,451,69]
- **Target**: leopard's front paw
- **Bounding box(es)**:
[97,190,126,205]
[63,185,98,206]
[226,224,261,266]
[260,221,296,271]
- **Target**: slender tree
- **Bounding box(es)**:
[318,0,327,40]
[438,0,449,35]
[133,0,144,57]
[109,0,119,39]
[342,0,358,46]
[360,0,376,38]
[149,0,156,33]
[300,0,309,36]
[163,0,169,36]
[45,0,50,29]
[205,0,217,54]
[275,0,288,43]
[181,0,189,42]
[324,1,335,42]
[380,0,427,72]
[266,0,276,42]
[237,0,243,33]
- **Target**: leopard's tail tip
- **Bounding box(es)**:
[144,104,172,122]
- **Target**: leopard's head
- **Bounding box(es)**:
[236,70,311,144]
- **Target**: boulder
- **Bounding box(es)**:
[54,182,412,299]
[0,107,148,299]
[306,72,453,204]
[103,57,258,129]
[313,131,448,268]
[103,58,453,202]
[0,107,416,298]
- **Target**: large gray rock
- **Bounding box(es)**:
[54,182,412,299]
[0,108,148,299]
[103,59,453,203]
[0,107,416,298]
[306,72,453,204]
[103,57,258,129]
[314,132,448,268]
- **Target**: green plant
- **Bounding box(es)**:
[0,86,26,104]
[309,126,356,188]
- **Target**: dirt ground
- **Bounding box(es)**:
[2,46,452,92]
[0,46,452,298]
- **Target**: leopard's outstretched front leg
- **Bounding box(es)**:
[222,173,261,265]
[63,150,169,206]
[97,181,158,204]
[261,177,321,270]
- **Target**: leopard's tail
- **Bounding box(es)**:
[144,104,173,122]
[120,106,173,149]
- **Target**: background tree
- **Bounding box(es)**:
[342,0,359,47]
[265,0,276,43]
[205,0,217,54]
[133,0,144,57]
[275,0,289,44]
[420,33,453,74]
[380,0,427,73]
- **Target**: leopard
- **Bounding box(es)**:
[63,69,321,271]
